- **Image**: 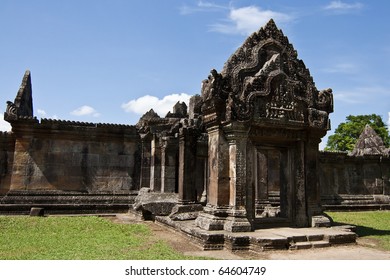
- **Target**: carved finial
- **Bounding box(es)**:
[15,70,33,117]
[265,18,277,29]
[4,70,34,122]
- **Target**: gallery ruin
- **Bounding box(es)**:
[1,20,389,249]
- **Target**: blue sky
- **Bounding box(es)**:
[1,0,389,149]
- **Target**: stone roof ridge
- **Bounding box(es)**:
[350,124,390,156]
[40,118,135,128]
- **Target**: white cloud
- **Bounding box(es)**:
[37,109,47,117]
[324,1,363,12]
[179,1,228,15]
[334,86,389,104]
[122,93,192,117]
[322,63,358,74]
[0,119,11,131]
[210,6,293,35]
[70,105,100,117]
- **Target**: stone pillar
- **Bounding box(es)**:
[177,127,196,204]
[223,123,252,232]
[160,136,178,193]
[150,134,161,192]
[195,125,230,230]
[254,149,270,215]
[294,140,308,227]
[305,135,331,227]
[195,135,208,203]
[139,133,152,189]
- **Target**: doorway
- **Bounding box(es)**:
[254,146,292,228]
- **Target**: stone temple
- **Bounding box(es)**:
[1,20,389,248]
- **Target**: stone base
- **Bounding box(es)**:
[195,212,227,231]
[224,216,252,232]
[155,215,357,251]
[0,190,135,215]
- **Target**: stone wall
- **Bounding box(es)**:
[0,119,141,214]
[0,132,15,195]
[319,151,390,210]
[8,119,140,193]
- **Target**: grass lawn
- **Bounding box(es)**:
[0,216,204,260]
[327,211,390,251]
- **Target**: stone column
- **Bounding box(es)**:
[223,122,252,232]
[169,127,204,219]
[305,135,331,227]
[294,140,308,227]
[149,134,161,192]
[195,125,231,230]
[177,127,196,204]
[139,133,152,189]
[254,149,270,215]
[160,136,178,193]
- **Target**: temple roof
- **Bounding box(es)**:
[350,124,389,156]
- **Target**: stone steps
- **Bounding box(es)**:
[290,240,330,250]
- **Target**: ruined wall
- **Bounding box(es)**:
[0,132,15,194]
[8,119,140,193]
[319,151,390,208]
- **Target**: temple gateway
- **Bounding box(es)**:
[1,20,388,241]
[194,19,334,231]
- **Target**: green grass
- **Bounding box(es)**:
[327,211,390,251]
[0,216,203,260]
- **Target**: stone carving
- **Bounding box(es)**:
[5,101,18,120]
[201,19,333,129]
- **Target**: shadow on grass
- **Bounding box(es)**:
[354,225,390,238]
[333,221,390,238]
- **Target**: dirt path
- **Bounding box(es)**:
[112,214,390,260]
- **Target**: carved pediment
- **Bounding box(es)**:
[201,19,333,130]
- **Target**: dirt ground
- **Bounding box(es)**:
[111,214,390,260]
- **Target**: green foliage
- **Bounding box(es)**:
[0,216,205,260]
[325,114,390,151]
[327,211,390,251]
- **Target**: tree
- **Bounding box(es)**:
[325,114,390,152]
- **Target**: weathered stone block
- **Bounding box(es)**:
[169,204,203,221]
[133,190,178,218]
[30,207,44,216]
[311,215,332,227]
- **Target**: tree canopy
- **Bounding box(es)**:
[325,114,390,152]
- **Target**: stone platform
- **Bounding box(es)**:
[155,216,357,251]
